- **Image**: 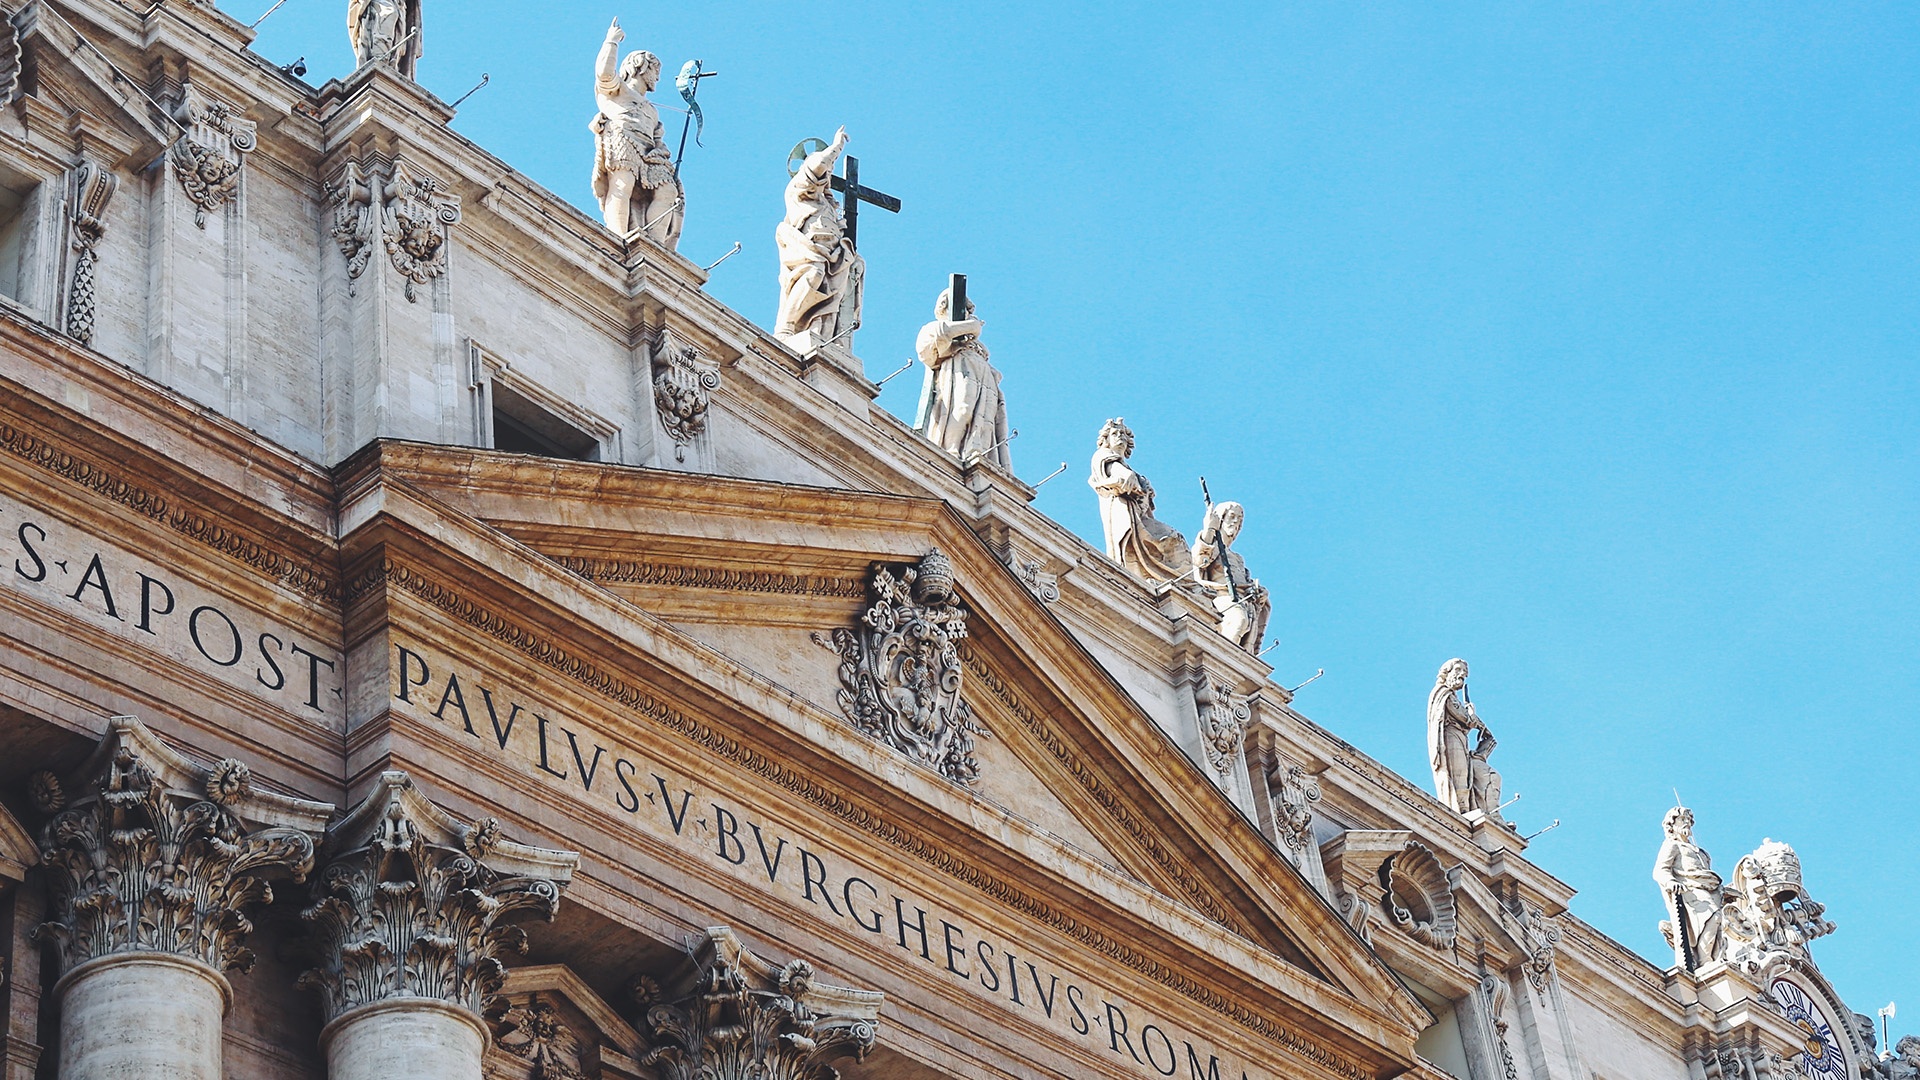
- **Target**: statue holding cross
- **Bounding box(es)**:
[916,274,1011,470]
[775,127,899,345]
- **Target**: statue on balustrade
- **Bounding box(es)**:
[915,285,1010,469]
[776,127,862,341]
[1089,418,1190,582]
[591,18,683,249]
[1192,499,1271,653]
[1426,658,1505,823]
[348,0,422,78]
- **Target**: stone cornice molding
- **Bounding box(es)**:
[33,715,333,975]
[631,927,882,1080]
[298,771,578,1026]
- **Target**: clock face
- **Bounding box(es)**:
[1770,978,1850,1080]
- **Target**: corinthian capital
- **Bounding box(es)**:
[33,716,333,975]
[633,927,883,1080]
[298,772,578,1025]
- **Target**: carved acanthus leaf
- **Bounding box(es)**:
[35,717,329,974]
[632,927,882,1080]
[813,550,991,786]
[329,159,377,291]
[298,772,576,1024]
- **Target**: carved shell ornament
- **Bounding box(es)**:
[1380,841,1459,949]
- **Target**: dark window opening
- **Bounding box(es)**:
[491,383,600,461]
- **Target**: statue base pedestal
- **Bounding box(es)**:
[1463,809,1527,854]
[781,330,877,414]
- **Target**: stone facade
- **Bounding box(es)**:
[0,3,1901,1080]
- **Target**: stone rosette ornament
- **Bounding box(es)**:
[814,550,992,786]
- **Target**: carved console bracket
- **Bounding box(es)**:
[328,157,462,302]
[382,159,461,302]
[813,550,992,787]
[651,325,719,463]
[31,716,333,975]
[631,926,883,1080]
[298,771,578,1025]
[1194,678,1250,779]
[168,81,256,227]
[64,160,117,344]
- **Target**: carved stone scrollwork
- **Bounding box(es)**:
[496,994,590,1080]
[1721,838,1835,979]
[651,326,719,463]
[168,82,256,228]
[1011,554,1059,603]
[1271,762,1321,853]
[1480,974,1519,1080]
[813,550,992,786]
[329,160,377,292]
[1196,680,1249,777]
[65,160,117,345]
[631,927,883,1080]
[381,160,461,302]
[298,771,577,1025]
[1381,840,1460,949]
[1510,899,1562,994]
[33,717,331,975]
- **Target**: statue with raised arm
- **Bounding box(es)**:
[348,0,421,78]
[1427,658,1504,821]
[915,286,1010,468]
[590,18,683,249]
[1652,805,1724,971]
[776,127,862,341]
[1192,501,1271,653]
[1089,419,1190,582]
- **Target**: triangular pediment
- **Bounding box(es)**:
[345,442,1432,1048]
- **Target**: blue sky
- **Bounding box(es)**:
[244,1,1917,1033]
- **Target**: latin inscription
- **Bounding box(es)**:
[396,643,1274,1080]
[0,500,343,717]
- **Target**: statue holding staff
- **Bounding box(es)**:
[1192,499,1271,652]
[591,18,683,249]
[348,0,421,77]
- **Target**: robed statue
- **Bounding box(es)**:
[591,19,683,249]
[1652,805,1724,971]
[1089,419,1189,581]
[348,0,421,78]
[1426,658,1505,821]
[776,128,862,340]
[915,286,1010,468]
[1192,501,1271,653]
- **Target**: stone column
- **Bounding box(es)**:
[33,717,332,1080]
[300,772,577,1080]
[631,926,884,1080]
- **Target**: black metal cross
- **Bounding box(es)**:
[829,155,900,250]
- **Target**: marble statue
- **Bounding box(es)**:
[1089,419,1190,582]
[1192,501,1270,653]
[915,286,1010,468]
[590,19,682,249]
[347,0,421,78]
[1426,659,1505,822]
[1652,805,1724,971]
[776,127,862,341]
[1888,1036,1920,1080]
